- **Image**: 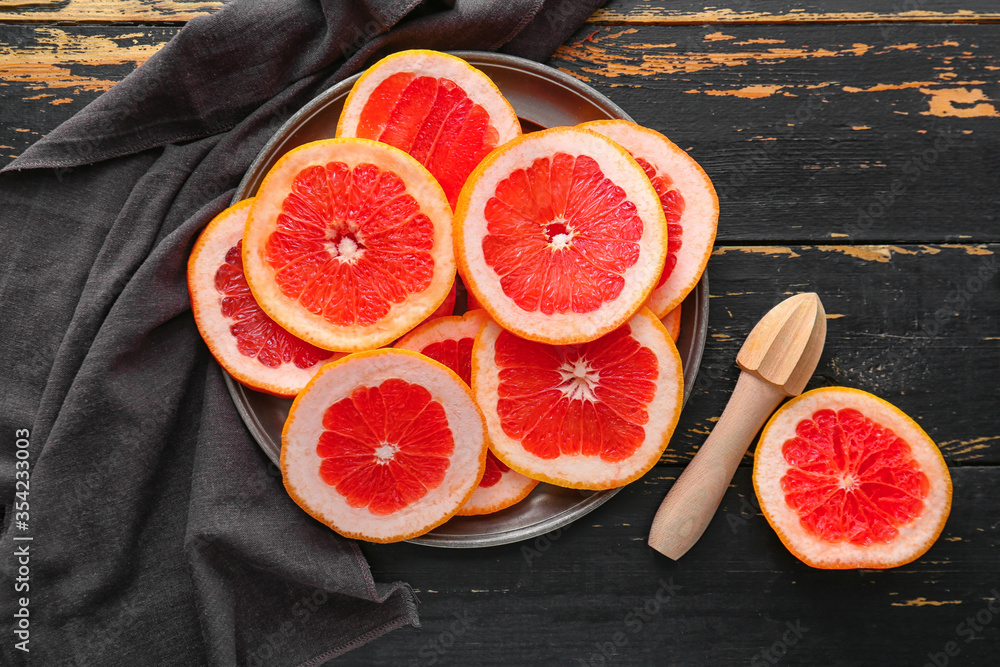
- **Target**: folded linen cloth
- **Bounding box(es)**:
[0,0,603,664]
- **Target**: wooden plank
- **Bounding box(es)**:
[668,243,1000,466]
[594,0,1000,24]
[5,24,998,240]
[344,466,999,666]
[0,0,998,24]
[0,0,227,23]
[0,26,175,163]
[550,23,1000,243]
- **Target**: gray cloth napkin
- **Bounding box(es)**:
[0,0,604,664]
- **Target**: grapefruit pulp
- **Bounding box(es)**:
[455,126,668,346]
[282,349,487,543]
[395,310,538,515]
[753,386,952,569]
[242,138,455,353]
[472,308,683,490]
[187,199,336,397]
[337,50,521,207]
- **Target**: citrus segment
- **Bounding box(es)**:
[579,120,718,318]
[661,305,681,344]
[753,387,952,569]
[282,349,487,543]
[456,127,667,345]
[337,50,521,207]
[394,310,539,515]
[187,199,337,397]
[243,138,454,352]
[472,308,683,490]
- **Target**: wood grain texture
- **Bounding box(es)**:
[4,24,997,243]
[0,26,175,162]
[0,0,228,23]
[551,23,1000,242]
[342,466,999,666]
[595,0,1000,24]
[669,243,1000,467]
[1,0,998,24]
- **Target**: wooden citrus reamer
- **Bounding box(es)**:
[649,292,827,560]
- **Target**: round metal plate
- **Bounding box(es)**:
[226,51,709,548]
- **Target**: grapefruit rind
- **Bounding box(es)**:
[281,349,488,543]
[188,199,335,397]
[243,138,455,353]
[457,465,538,516]
[336,49,521,151]
[580,120,718,318]
[661,305,681,344]
[454,127,668,346]
[753,386,952,569]
[472,308,683,490]
[393,309,489,360]
[395,310,539,515]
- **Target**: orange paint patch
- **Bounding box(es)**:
[843,81,936,93]
[852,126,871,130]
[555,43,874,79]
[697,84,784,99]
[920,87,998,118]
[734,38,786,46]
[51,98,73,105]
[704,32,736,42]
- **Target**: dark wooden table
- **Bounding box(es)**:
[3,1,998,665]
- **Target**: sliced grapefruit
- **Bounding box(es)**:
[395,309,539,515]
[187,199,337,397]
[458,450,537,516]
[472,308,683,490]
[282,349,487,543]
[661,305,681,344]
[753,387,952,569]
[337,49,521,208]
[243,138,454,353]
[455,127,668,345]
[579,120,718,318]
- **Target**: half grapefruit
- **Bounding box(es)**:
[455,126,668,345]
[282,349,488,543]
[188,199,336,397]
[337,49,521,208]
[753,387,952,569]
[472,308,683,490]
[242,138,455,352]
[580,120,718,318]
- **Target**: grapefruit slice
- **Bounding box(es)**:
[579,120,718,318]
[661,305,681,344]
[187,199,337,397]
[458,449,537,516]
[243,138,454,353]
[753,387,952,569]
[282,349,487,543]
[337,49,521,208]
[455,126,668,345]
[472,308,683,490]
[395,310,539,515]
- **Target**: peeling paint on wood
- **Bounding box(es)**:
[891,597,963,607]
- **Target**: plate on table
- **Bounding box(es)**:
[227,51,709,548]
